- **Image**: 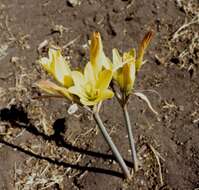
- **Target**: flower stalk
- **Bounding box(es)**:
[111,31,154,172]
[122,103,138,172]
[93,108,131,179]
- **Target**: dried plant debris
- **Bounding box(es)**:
[127,137,165,189]
[157,0,199,71]
[51,24,68,36]
[164,0,199,70]
[14,159,65,189]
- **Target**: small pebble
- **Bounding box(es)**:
[179,105,184,111]
[67,0,81,7]
[10,56,20,64]
[68,104,78,115]
[0,125,6,133]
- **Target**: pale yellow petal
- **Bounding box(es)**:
[106,57,113,71]
[84,62,95,85]
[80,98,99,106]
[130,62,136,83]
[39,48,73,87]
[36,80,60,95]
[71,71,85,87]
[36,80,73,100]
[112,48,123,71]
[40,48,57,73]
[68,86,81,96]
[39,49,55,75]
[52,50,72,85]
[48,48,55,60]
[96,69,113,90]
[98,89,114,100]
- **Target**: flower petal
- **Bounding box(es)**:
[114,62,135,95]
[122,63,135,94]
[68,85,88,101]
[39,57,52,73]
[84,62,95,85]
[71,70,85,87]
[90,32,102,73]
[68,86,82,97]
[52,50,72,85]
[80,98,99,106]
[40,48,73,87]
[113,67,124,89]
[90,32,110,76]
[112,48,123,71]
[40,49,57,75]
[98,89,114,100]
[36,80,73,100]
[136,31,154,71]
[96,69,113,90]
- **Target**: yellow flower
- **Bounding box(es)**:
[37,33,114,106]
[112,31,153,95]
[36,48,74,101]
[39,48,73,88]
[113,48,136,95]
[68,62,114,106]
[65,32,114,106]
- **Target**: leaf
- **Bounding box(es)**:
[134,92,158,115]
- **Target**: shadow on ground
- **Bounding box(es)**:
[0,104,134,178]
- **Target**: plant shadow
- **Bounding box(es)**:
[0,105,133,178]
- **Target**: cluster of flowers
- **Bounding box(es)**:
[36,31,153,179]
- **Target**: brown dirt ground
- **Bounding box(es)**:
[0,0,199,189]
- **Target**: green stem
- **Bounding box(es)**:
[122,104,138,172]
[93,112,131,179]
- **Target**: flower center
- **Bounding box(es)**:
[85,82,99,101]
